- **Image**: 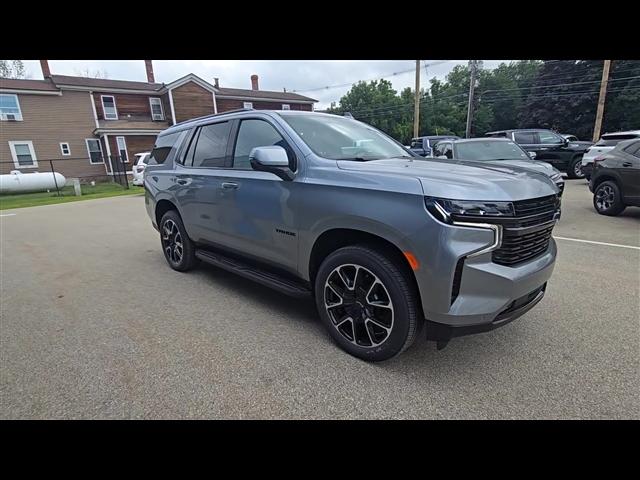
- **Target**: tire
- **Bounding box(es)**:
[567,156,585,179]
[314,245,421,362]
[593,181,626,216]
[159,210,198,271]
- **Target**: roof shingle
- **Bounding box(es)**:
[0,78,59,91]
[50,74,163,91]
[216,87,316,102]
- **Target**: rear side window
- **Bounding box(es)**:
[623,140,640,157]
[596,134,639,147]
[149,131,185,165]
[191,121,231,168]
[233,119,292,170]
[514,131,537,144]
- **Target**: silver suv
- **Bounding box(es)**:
[144,110,561,361]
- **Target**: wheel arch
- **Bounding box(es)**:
[155,198,180,227]
[307,228,422,314]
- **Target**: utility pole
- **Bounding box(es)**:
[414,60,420,139]
[465,60,478,138]
[593,60,612,142]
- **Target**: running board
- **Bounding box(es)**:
[195,249,311,298]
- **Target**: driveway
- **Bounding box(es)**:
[1,181,638,419]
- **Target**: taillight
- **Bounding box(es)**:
[136,165,145,173]
[593,156,606,169]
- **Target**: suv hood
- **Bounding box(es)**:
[337,158,558,201]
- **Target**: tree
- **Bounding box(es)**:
[0,60,27,79]
[74,68,109,79]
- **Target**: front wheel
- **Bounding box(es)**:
[567,156,585,179]
[160,210,198,271]
[593,181,626,216]
[314,245,421,362]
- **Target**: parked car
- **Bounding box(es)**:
[581,130,640,181]
[144,110,560,361]
[409,135,460,157]
[589,138,640,216]
[132,152,151,186]
[562,134,579,142]
[431,138,565,195]
[485,129,591,179]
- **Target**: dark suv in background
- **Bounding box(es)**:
[486,129,591,179]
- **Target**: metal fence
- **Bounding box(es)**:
[0,156,131,197]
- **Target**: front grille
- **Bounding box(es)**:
[492,195,560,267]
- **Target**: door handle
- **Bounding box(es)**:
[176,178,190,185]
[221,182,239,189]
[622,162,632,167]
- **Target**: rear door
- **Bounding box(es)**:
[619,140,640,202]
[173,120,232,244]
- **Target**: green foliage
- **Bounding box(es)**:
[327,60,639,143]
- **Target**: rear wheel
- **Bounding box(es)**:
[314,245,421,362]
[160,210,197,271]
[567,156,585,179]
[593,181,625,216]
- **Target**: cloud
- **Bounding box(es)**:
[22,60,510,109]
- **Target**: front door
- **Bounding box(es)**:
[617,141,640,203]
[534,130,573,169]
[212,117,300,273]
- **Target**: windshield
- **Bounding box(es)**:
[455,141,530,161]
[279,114,411,161]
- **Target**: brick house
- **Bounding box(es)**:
[0,60,316,180]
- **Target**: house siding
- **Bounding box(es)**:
[216,98,313,112]
[171,82,215,123]
[94,92,166,122]
[0,91,108,179]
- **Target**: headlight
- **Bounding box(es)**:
[550,173,563,183]
[425,197,514,223]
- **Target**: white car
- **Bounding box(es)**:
[582,130,640,180]
[132,152,151,186]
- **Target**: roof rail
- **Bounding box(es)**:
[171,108,254,128]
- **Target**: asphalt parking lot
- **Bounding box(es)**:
[1,181,638,419]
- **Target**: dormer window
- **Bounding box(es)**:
[149,97,164,121]
[101,95,118,120]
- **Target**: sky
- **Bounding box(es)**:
[20,60,508,109]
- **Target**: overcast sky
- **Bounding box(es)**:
[20,60,508,109]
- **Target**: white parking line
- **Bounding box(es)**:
[0,213,17,217]
[554,236,640,251]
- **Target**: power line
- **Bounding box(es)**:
[291,60,456,93]
[481,75,640,95]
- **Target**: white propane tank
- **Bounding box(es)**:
[0,170,67,194]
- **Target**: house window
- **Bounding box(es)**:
[101,95,118,120]
[149,97,164,121]
[86,138,104,164]
[8,141,37,168]
[243,102,253,109]
[116,136,128,163]
[0,94,23,121]
[60,142,71,156]
[282,104,290,110]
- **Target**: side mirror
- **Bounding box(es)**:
[249,146,294,181]
[528,151,537,159]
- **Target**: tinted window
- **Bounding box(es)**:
[233,119,290,170]
[192,122,231,168]
[538,131,563,144]
[623,140,640,157]
[433,142,446,156]
[149,131,185,165]
[456,141,530,160]
[514,131,537,144]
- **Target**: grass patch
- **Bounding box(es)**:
[0,182,144,210]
